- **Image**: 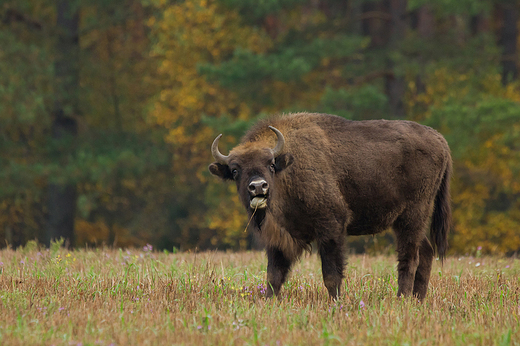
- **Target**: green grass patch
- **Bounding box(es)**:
[1,248,519,345]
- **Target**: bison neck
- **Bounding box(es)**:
[254,209,310,261]
[252,208,267,229]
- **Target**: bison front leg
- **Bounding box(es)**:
[266,247,292,298]
[318,238,345,300]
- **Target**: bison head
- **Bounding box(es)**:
[209,126,294,217]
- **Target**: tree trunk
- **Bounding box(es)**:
[413,5,434,95]
[417,5,434,39]
[385,0,407,118]
[46,1,80,247]
[470,14,489,36]
[361,1,390,47]
[501,3,518,85]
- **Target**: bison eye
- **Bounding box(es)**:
[232,169,239,180]
[269,163,276,173]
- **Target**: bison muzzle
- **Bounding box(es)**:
[209,113,451,300]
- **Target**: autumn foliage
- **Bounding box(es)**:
[1,0,519,254]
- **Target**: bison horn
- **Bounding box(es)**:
[211,134,229,165]
[269,126,285,157]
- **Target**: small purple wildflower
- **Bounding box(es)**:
[477,246,482,251]
[143,244,153,252]
[359,300,366,310]
[197,325,202,330]
[20,260,25,265]
[506,265,510,268]
[59,307,65,311]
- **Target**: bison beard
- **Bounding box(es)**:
[209,113,452,300]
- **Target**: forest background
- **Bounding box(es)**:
[1,0,519,255]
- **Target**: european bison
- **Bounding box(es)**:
[209,113,451,300]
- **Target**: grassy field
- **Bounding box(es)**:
[1,243,519,345]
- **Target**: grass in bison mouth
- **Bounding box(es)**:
[249,194,268,209]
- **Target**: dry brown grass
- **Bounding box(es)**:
[1,244,519,345]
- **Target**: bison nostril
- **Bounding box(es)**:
[249,179,268,195]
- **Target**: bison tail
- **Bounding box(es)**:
[431,159,452,262]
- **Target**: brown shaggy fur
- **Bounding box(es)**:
[209,113,451,300]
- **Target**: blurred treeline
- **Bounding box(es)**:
[1,0,519,254]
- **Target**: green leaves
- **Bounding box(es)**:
[318,85,388,120]
[219,0,309,20]
[199,35,367,87]
[407,0,493,15]
[428,96,520,160]
[1,131,170,194]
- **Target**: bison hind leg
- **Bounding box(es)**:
[395,241,420,298]
[412,237,434,300]
[393,210,430,299]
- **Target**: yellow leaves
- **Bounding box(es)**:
[147,0,276,247]
[503,83,520,102]
[0,192,43,242]
[285,5,327,32]
[206,192,248,249]
[452,209,520,254]
[452,182,488,210]
[404,65,520,254]
[121,179,137,190]
[451,156,520,254]
[75,220,110,245]
[469,132,520,194]
[75,220,138,248]
[406,68,470,122]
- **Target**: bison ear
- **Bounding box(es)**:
[209,162,233,180]
[274,153,294,173]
